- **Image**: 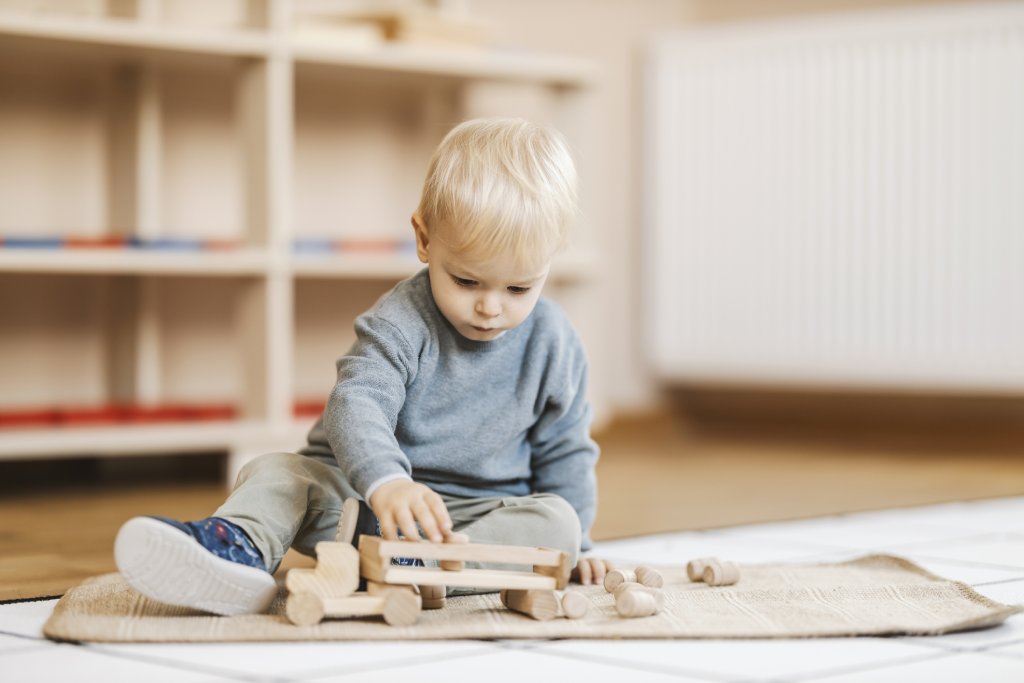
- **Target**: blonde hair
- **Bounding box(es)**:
[416,118,578,270]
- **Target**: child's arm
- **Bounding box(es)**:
[325,313,451,539]
[529,342,600,551]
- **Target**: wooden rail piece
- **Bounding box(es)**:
[369,565,557,590]
[359,535,566,566]
[501,589,560,621]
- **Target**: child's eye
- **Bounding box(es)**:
[508,286,531,295]
[452,276,477,287]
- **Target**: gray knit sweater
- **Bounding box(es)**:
[301,268,598,550]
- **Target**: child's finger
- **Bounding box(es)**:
[395,508,421,542]
[591,560,608,585]
[428,496,453,534]
[576,559,594,585]
[378,512,399,541]
[411,500,443,542]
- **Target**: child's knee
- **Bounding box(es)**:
[523,494,582,561]
[235,451,304,483]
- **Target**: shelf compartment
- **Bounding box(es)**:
[0,246,270,276]
[0,420,262,460]
[291,252,420,280]
[0,273,267,426]
[292,278,397,404]
[0,11,271,62]
[291,42,596,87]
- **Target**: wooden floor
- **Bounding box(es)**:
[4,395,1024,601]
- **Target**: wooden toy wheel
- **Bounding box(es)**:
[286,591,325,626]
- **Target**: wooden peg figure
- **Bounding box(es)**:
[615,588,662,618]
[635,565,664,588]
[612,582,666,609]
[501,589,560,621]
[686,556,720,582]
[440,532,469,571]
[559,590,590,619]
[603,568,637,592]
[702,560,740,586]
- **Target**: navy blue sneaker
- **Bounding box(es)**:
[335,497,424,567]
[114,516,277,616]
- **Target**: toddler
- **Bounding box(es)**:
[115,118,607,615]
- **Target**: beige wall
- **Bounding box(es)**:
[469,0,974,417]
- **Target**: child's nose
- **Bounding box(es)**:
[476,292,501,317]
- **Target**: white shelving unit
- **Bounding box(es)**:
[0,0,597,478]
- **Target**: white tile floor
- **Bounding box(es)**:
[4,496,1024,683]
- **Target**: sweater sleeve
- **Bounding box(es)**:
[528,346,600,552]
[324,313,417,499]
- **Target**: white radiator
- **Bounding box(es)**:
[644,2,1024,393]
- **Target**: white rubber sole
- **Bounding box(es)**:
[114,516,278,616]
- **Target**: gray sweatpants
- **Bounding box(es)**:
[215,451,582,591]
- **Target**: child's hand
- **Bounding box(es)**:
[368,479,453,543]
[571,557,614,586]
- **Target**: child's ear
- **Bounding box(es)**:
[411,214,429,263]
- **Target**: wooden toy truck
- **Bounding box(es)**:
[285,535,571,627]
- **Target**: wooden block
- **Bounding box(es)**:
[440,532,468,571]
[559,590,590,619]
[285,543,359,599]
[612,582,666,609]
[419,584,447,610]
[686,556,719,582]
[501,589,560,621]
[603,568,637,592]
[703,560,740,586]
[379,566,556,591]
[286,591,325,626]
[615,589,661,618]
[533,548,572,590]
[635,565,664,588]
[359,535,390,583]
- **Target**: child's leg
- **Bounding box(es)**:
[441,492,582,595]
[213,451,359,573]
[115,451,358,615]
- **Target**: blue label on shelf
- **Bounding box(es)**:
[292,238,336,253]
[130,237,204,251]
[2,237,64,248]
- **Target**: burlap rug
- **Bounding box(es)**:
[42,554,1021,642]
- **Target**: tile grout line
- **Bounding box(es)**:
[84,642,306,683]
[525,645,738,682]
[263,644,502,680]
[783,650,961,682]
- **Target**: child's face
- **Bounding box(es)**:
[414,218,550,342]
